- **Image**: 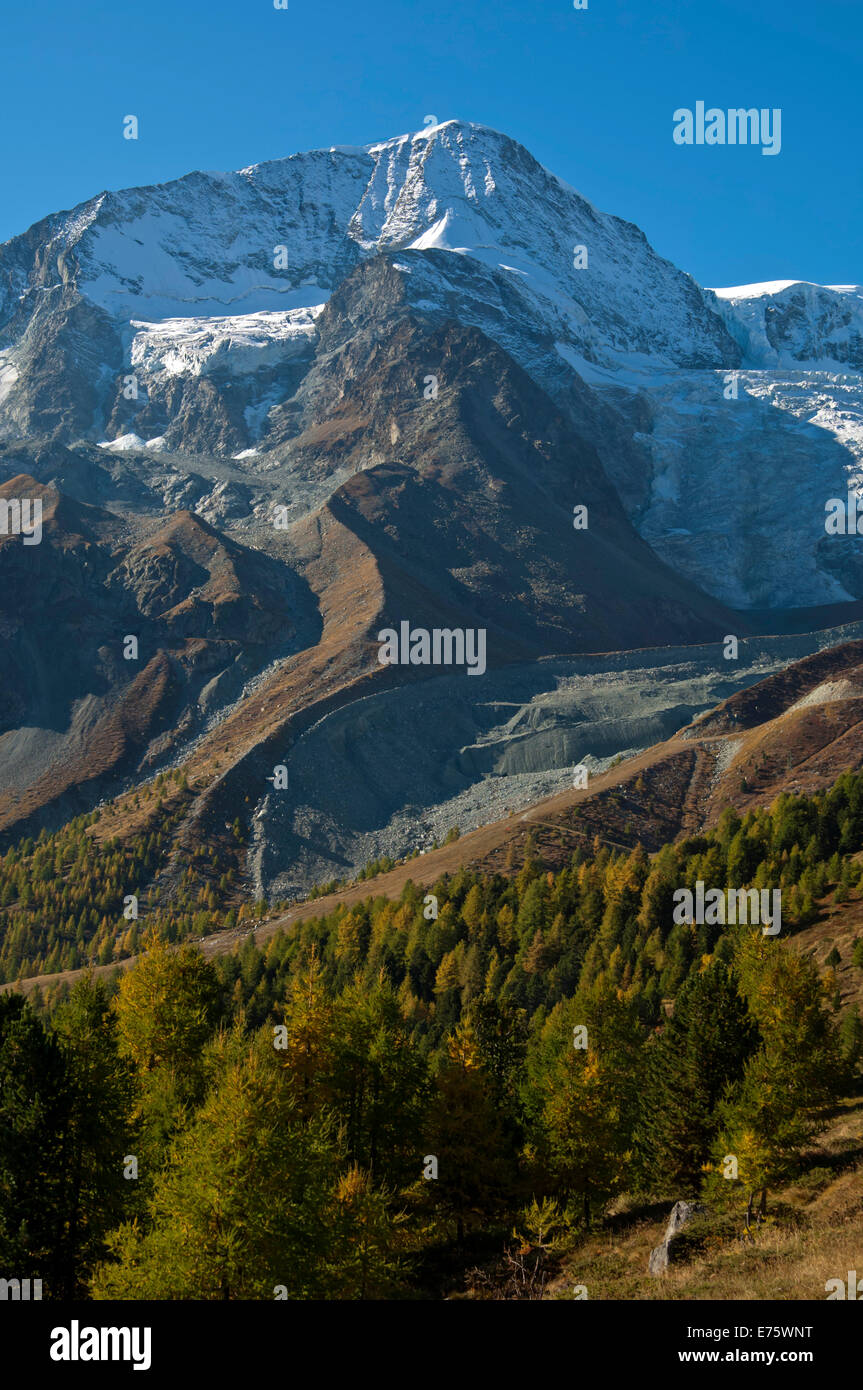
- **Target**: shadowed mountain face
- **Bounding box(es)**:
[281,279,738,657]
[0,476,306,835]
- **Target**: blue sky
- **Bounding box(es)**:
[3,0,860,287]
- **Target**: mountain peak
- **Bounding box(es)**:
[0,119,737,392]
[1,121,859,617]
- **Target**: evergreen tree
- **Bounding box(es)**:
[711,934,842,1208]
[526,977,643,1225]
[327,1165,405,1299]
[423,1022,514,1242]
[50,977,136,1296]
[114,940,222,1163]
[330,980,430,1185]
[0,994,68,1285]
[634,960,756,1194]
[838,1004,863,1080]
[91,1043,347,1300]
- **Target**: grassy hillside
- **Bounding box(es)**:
[542,1093,863,1301]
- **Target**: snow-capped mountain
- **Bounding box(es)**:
[0,119,861,610]
[710,280,863,370]
[0,121,735,359]
[0,121,736,442]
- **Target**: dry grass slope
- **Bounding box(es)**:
[549,1095,863,1301]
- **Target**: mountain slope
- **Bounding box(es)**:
[0,477,305,836]
[2,119,862,896]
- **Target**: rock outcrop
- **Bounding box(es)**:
[648,1200,710,1275]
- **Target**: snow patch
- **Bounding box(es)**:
[98,433,147,452]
